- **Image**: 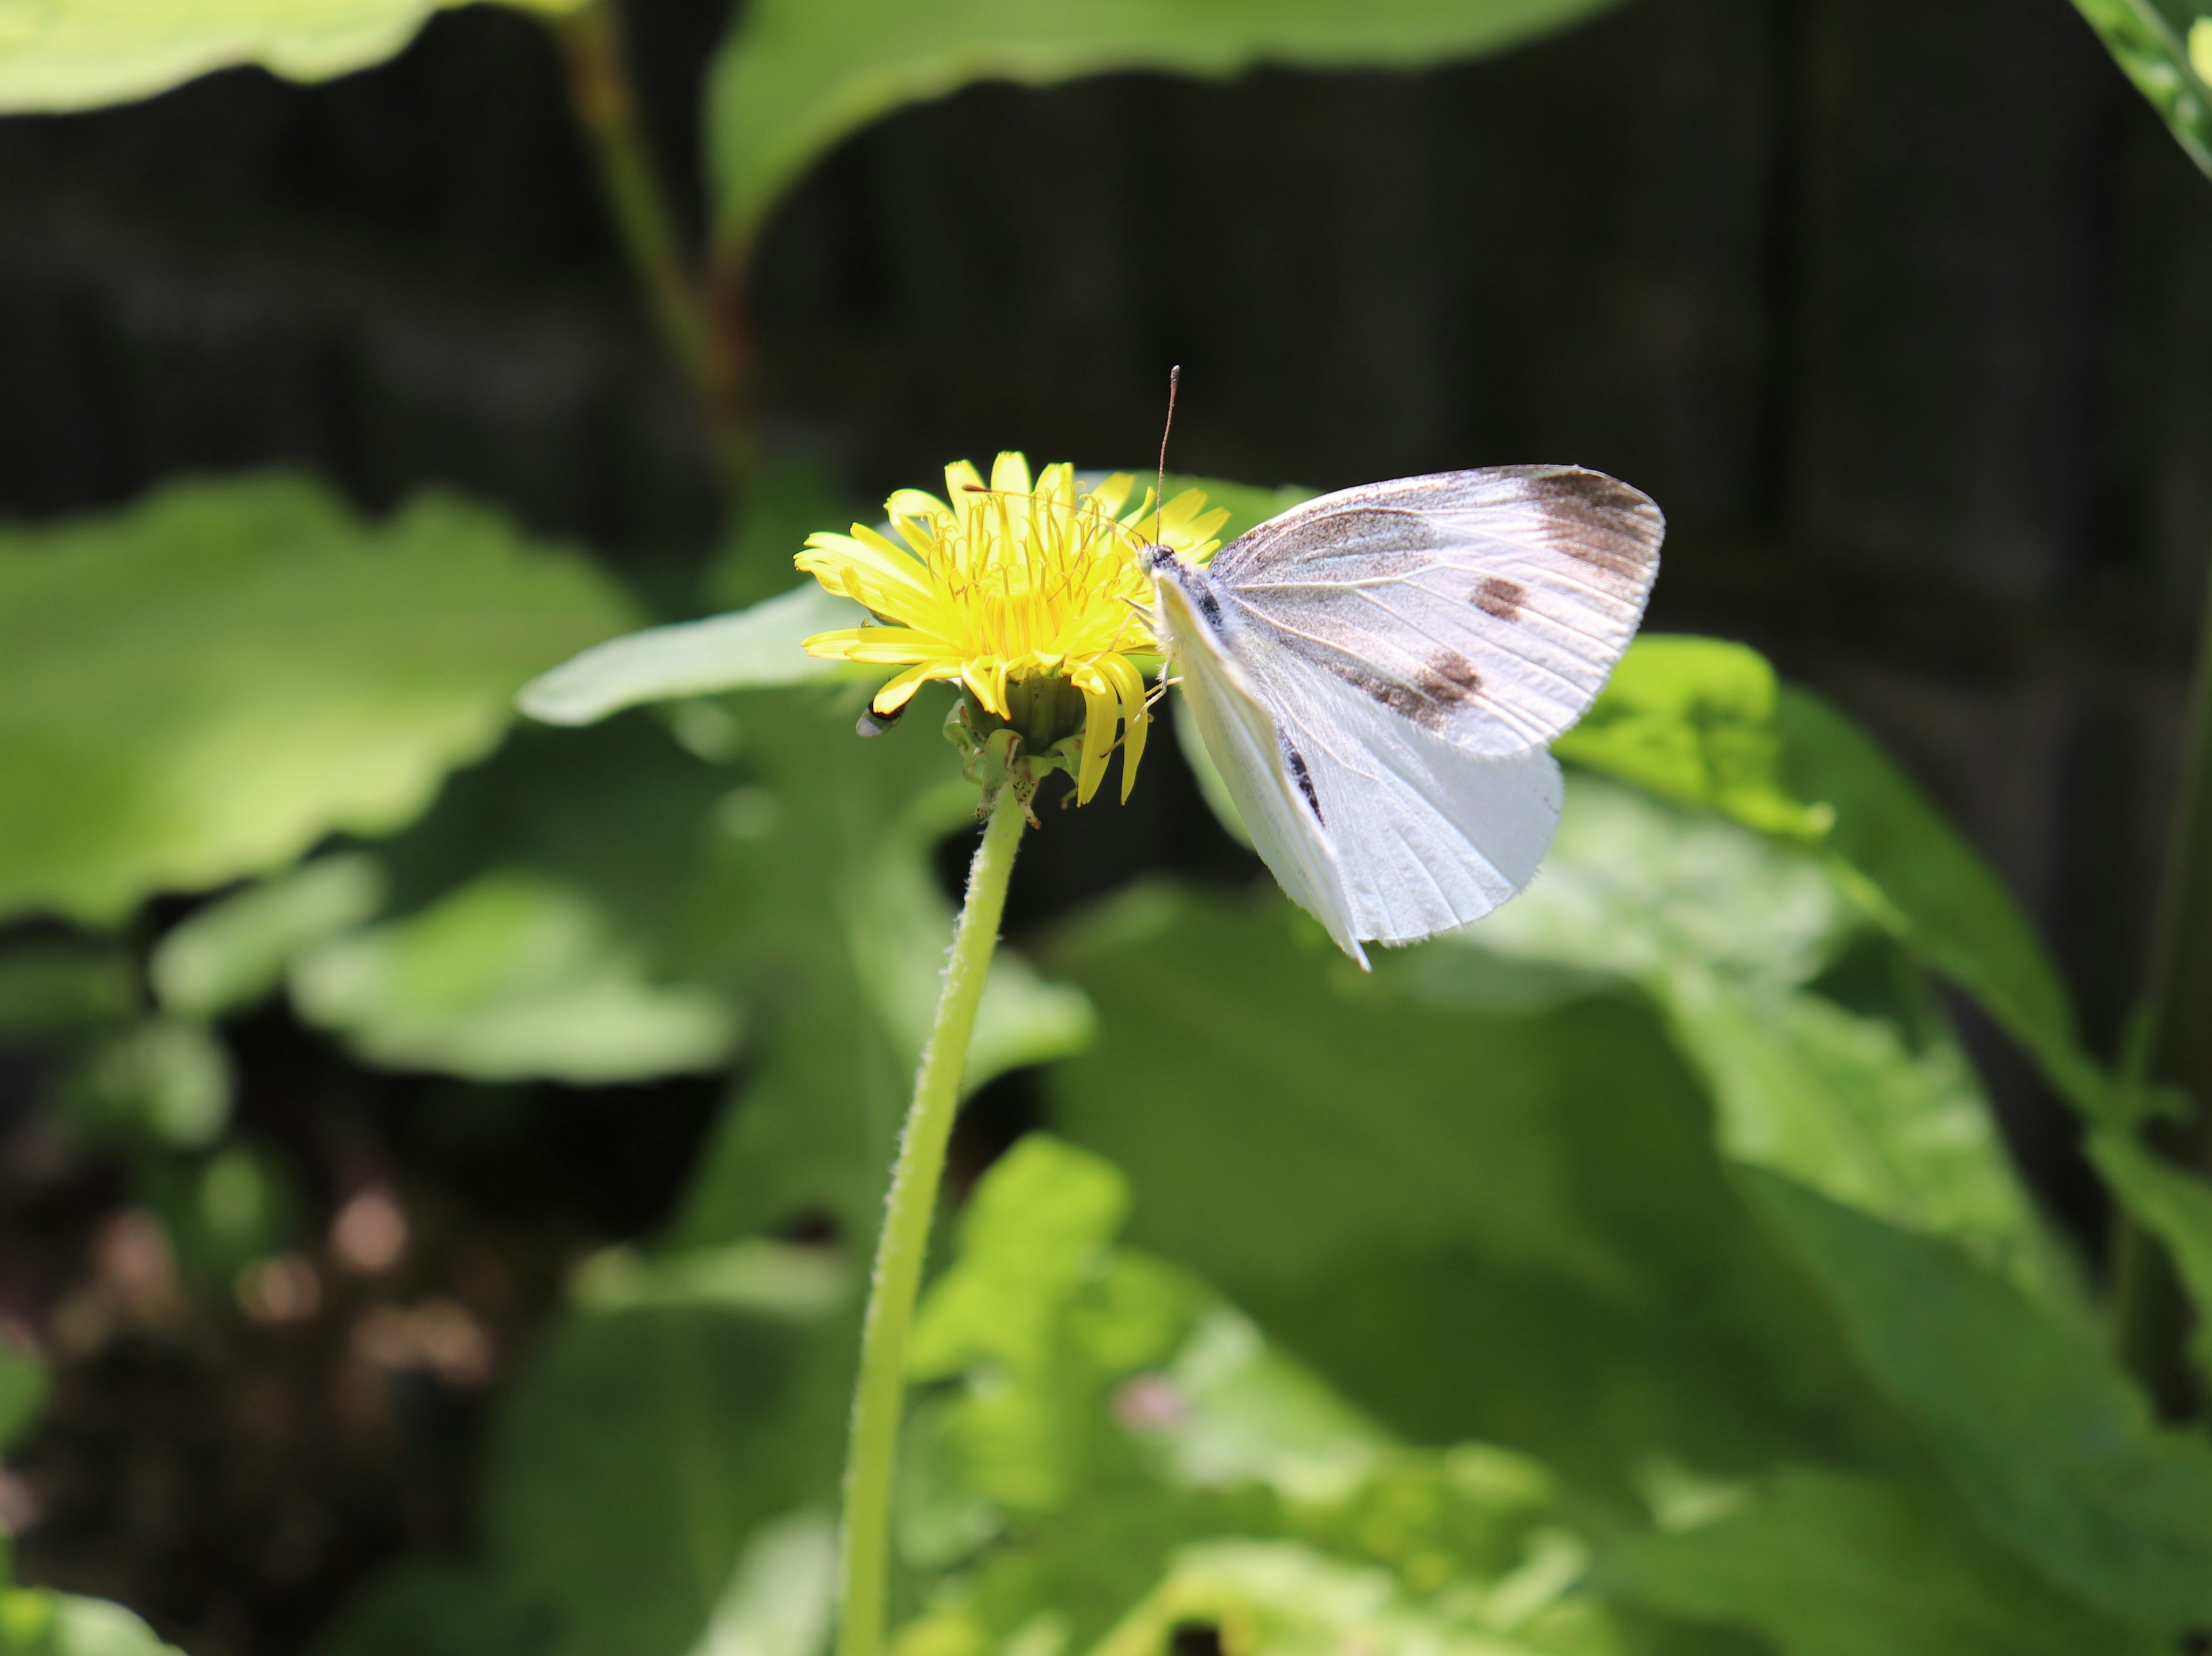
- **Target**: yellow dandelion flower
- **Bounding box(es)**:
[796,452,1230,806]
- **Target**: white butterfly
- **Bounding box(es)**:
[1147,466,1663,969]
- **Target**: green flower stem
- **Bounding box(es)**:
[838,785,1027,1656]
[551,1,755,495]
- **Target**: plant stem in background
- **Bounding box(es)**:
[2115,555,2212,1421]
[837,787,1028,1656]
[551,0,755,496]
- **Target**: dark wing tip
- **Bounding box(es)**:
[1510,465,1664,587]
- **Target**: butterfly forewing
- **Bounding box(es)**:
[1156,576,1368,967]
[1207,466,1661,758]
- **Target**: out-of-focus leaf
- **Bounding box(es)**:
[895,1136,1613,1656]
[570,1239,849,1318]
[1087,1540,1596,1656]
[0,1338,44,1452]
[1561,636,2116,1124]
[0,476,634,925]
[517,585,868,728]
[0,1589,184,1656]
[58,1018,232,1148]
[0,943,137,1040]
[290,870,739,1084]
[1553,636,1834,840]
[1600,1468,2164,1656]
[1047,884,1908,1495]
[0,0,586,114]
[1422,778,2057,1295]
[321,1243,851,1656]
[151,855,387,1019]
[1743,1171,2212,1636]
[707,0,1634,256]
[668,687,1093,1252]
[2087,1129,2212,1379]
[143,1140,299,1287]
[2067,1,2212,179]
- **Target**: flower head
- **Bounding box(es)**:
[796,453,1229,804]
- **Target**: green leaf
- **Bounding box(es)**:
[2086,1129,2212,1379]
[1599,1468,2164,1656]
[1047,883,1909,1495]
[706,0,1635,257]
[0,1589,183,1656]
[1562,637,2116,1124]
[1418,777,2059,1296]
[1553,636,1835,840]
[0,0,585,114]
[150,855,388,1019]
[1742,1170,2212,1636]
[516,584,870,728]
[289,869,740,1084]
[0,475,635,925]
[2067,0,2212,179]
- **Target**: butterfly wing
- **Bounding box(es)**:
[1207,465,1662,757]
[1229,646,1565,945]
[1156,574,1367,968]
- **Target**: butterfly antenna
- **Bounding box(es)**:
[1153,364,1180,546]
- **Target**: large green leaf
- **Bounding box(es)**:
[0,475,634,925]
[1046,884,1910,1495]
[706,0,1634,256]
[1599,1468,2162,1656]
[1413,776,2060,1297]
[1561,637,2117,1124]
[0,0,585,114]
[1743,1171,2212,1636]
[0,1590,183,1656]
[2067,0,2212,178]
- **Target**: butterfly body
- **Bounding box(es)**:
[1148,464,1662,967]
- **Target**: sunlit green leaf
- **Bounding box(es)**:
[2086,1129,2212,1380]
[290,869,740,1084]
[707,0,1635,256]
[2067,0,2212,179]
[1743,1171,2212,1635]
[0,475,634,925]
[1563,636,2116,1124]
[1048,883,1909,1494]
[1554,636,1834,840]
[151,855,388,1019]
[1418,778,2059,1295]
[1600,1468,2164,1656]
[0,1587,184,1656]
[516,585,869,728]
[0,0,586,114]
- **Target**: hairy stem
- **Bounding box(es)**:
[552,0,755,494]
[837,787,1027,1656]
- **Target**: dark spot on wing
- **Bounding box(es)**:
[1195,586,1222,629]
[1520,468,1662,591]
[1283,743,1324,822]
[1323,651,1480,734]
[1473,576,1525,621]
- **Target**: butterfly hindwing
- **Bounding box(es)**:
[1207,465,1662,758]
